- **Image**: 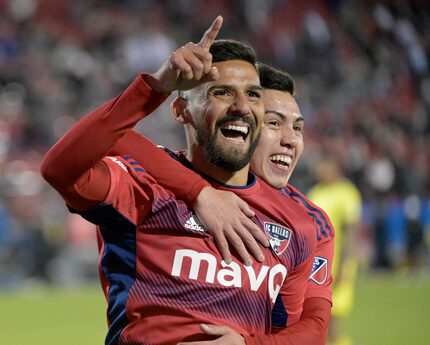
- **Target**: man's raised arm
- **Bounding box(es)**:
[40,16,223,211]
[40,75,169,210]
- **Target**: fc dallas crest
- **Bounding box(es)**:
[264,222,292,255]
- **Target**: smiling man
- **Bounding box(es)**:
[249,68,304,189]
[41,17,320,345]
[110,63,334,345]
[173,58,263,184]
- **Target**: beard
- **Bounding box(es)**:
[195,115,261,172]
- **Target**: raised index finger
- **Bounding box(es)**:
[198,15,223,50]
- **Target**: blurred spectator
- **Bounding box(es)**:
[308,155,363,345]
[0,154,59,288]
[48,213,98,286]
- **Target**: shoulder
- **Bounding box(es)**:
[102,154,166,202]
[104,154,157,182]
[104,156,130,173]
[281,184,321,211]
[285,184,334,241]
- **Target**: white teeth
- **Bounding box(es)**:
[270,155,292,165]
[224,124,249,135]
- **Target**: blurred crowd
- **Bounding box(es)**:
[0,0,429,288]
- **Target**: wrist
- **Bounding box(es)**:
[193,185,215,208]
[142,71,173,94]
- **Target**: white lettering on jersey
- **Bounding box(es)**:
[218,260,242,287]
[171,249,287,303]
[268,264,287,302]
[171,249,217,283]
[245,264,270,292]
[107,156,128,172]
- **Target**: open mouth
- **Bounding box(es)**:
[270,154,292,168]
[220,124,250,142]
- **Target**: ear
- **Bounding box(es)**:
[171,96,193,125]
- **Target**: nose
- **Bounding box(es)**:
[280,126,298,148]
[228,93,250,116]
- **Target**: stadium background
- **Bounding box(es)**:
[0,0,429,344]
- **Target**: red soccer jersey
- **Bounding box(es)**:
[111,132,335,308]
[73,154,318,345]
[109,133,334,345]
[41,72,327,345]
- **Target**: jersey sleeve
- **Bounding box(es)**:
[110,131,210,208]
[305,229,334,303]
[244,289,330,345]
[244,255,324,345]
[285,185,334,304]
[244,297,330,345]
[68,156,157,231]
[40,73,169,210]
[304,199,334,303]
[97,157,153,224]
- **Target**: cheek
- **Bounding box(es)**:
[197,109,217,131]
[205,103,229,128]
[262,126,278,137]
[296,139,304,158]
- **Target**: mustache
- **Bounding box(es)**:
[216,114,256,128]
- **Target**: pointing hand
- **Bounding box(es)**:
[149,16,223,93]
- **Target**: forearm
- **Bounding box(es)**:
[244,298,330,345]
[111,131,210,208]
[41,74,169,196]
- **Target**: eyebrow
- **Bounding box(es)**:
[265,110,304,123]
[249,85,264,92]
[208,84,264,92]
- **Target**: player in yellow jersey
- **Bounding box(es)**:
[307,155,362,345]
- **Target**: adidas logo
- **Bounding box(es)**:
[184,216,205,232]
